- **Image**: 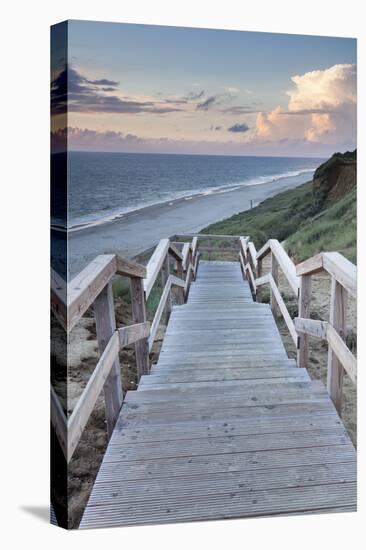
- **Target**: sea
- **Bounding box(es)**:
[63,152,322,231]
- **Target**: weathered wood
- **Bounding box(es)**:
[297,275,312,368]
[68,254,116,332]
[294,318,328,340]
[115,255,146,278]
[118,322,150,348]
[50,385,67,461]
[130,277,150,378]
[81,259,356,529]
[256,240,272,261]
[144,238,170,298]
[161,255,172,325]
[248,241,258,271]
[271,253,279,318]
[50,268,67,331]
[168,241,183,262]
[268,240,298,296]
[323,252,356,298]
[181,243,190,271]
[327,278,348,410]
[327,324,356,385]
[68,331,120,462]
[94,283,123,438]
[245,262,256,294]
[296,253,323,276]
[175,258,185,304]
[256,257,263,302]
[149,277,172,351]
[268,274,298,345]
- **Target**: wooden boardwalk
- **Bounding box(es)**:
[80,261,356,529]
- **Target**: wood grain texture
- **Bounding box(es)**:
[80,260,356,529]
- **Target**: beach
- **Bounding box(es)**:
[67,170,312,278]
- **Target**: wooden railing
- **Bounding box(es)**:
[294,252,356,412]
[239,236,357,413]
[51,236,199,463]
[146,236,199,351]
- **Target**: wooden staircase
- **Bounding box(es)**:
[80,261,356,529]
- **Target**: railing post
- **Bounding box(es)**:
[130,276,150,379]
[93,282,123,438]
[176,258,185,304]
[327,277,348,412]
[297,274,312,368]
[271,253,279,318]
[161,254,172,324]
[256,258,262,302]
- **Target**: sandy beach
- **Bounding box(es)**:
[67,171,311,278]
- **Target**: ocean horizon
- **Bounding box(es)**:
[57,151,323,231]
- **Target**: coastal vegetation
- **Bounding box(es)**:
[201,150,356,263]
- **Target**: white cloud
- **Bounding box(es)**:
[255,64,356,147]
[224,86,240,94]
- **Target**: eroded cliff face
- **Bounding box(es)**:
[313,150,356,206]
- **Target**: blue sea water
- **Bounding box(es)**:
[67,152,322,230]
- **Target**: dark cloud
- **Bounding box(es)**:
[51,65,183,115]
[222,106,259,115]
[228,123,250,133]
[279,108,333,115]
[186,90,205,100]
[197,96,218,110]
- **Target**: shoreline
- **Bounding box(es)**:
[67,171,312,278]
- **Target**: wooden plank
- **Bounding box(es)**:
[50,268,67,331]
[297,274,311,368]
[80,482,356,528]
[271,253,280,318]
[191,236,198,259]
[168,241,183,261]
[248,241,258,270]
[181,243,190,271]
[68,331,119,462]
[269,240,299,296]
[118,322,150,348]
[294,318,328,340]
[50,385,67,461]
[296,253,323,276]
[68,254,116,332]
[130,277,149,378]
[115,255,146,278]
[268,274,298,345]
[149,277,172,351]
[161,254,172,325]
[245,262,256,294]
[323,252,356,298]
[175,257,185,304]
[144,238,170,298]
[327,278,347,411]
[327,324,356,386]
[256,240,272,261]
[94,282,123,438]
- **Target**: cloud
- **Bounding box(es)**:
[224,87,240,94]
[197,95,218,110]
[228,123,250,133]
[209,125,222,131]
[222,106,259,115]
[51,65,183,115]
[254,64,356,147]
[185,90,205,100]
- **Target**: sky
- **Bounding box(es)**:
[51,20,357,157]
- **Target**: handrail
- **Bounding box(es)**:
[294,250,356,412]
[54,254,147,333]
[66,322,150,462]
[294,318,356,385]
[240,236,356,414]
[296,252,356,297]
[148,236,199,351]
[144,239,183,299]
[257,239,299,296]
